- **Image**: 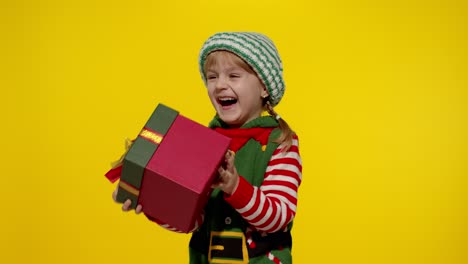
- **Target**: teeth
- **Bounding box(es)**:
[219,97,236,101]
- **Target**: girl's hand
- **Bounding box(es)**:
[212,150,239,195]
[112,186,143,214]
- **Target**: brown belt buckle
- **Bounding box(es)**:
[208,231,248,263]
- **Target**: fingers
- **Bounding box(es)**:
[122,199,132,211]
[211,182,222,189]
[135,204,143,214]
[213,169,224,189]
[213,150,237,194]
[218,166,225,177]
[121,199,142,215]
[114,185,141,214]
[225,150,235,172]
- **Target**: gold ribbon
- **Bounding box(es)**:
[110,129,164,169]
[110,137,134,169]
[119,181,140,196]
[139,128,163,145]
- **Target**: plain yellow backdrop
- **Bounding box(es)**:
[1,0,466,263]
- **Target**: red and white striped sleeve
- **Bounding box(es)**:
[225,135,302,233]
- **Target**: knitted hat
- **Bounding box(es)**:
[199,32,285,107]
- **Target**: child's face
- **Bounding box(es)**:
[205,52,268,127]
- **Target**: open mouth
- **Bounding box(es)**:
[218,97,238,107]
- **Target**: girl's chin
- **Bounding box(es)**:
[217,107,237,119]
[218,114,242,127]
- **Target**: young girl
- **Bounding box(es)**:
[115,32,302,264]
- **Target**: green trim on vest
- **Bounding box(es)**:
[208,115,279,129]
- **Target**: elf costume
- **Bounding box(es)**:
[186,32,302,263]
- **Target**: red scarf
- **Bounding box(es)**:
[214,127,275,153]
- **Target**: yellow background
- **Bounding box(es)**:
[1,0,466,263]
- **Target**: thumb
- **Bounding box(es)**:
[112,188,118,202]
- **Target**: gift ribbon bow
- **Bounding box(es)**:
[111,137,134,168]
[105,128,165,183]
[104,138,133,183]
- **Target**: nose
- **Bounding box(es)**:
[214,75,229,91]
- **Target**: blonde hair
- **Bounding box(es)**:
[205,51,295,151]
[204,50,253,75]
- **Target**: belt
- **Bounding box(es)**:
[190,229,292,262]
[209,231,248,263]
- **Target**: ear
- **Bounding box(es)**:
[261,88,269,99]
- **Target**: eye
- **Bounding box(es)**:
[229,73,241,78]
[207,75,217,80]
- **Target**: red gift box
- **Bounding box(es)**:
[107,104,230,233]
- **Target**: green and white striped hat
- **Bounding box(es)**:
[199,32,285,107]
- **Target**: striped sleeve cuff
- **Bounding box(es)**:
[224,176,254,209]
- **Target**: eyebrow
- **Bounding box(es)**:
[207,66,243,73]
